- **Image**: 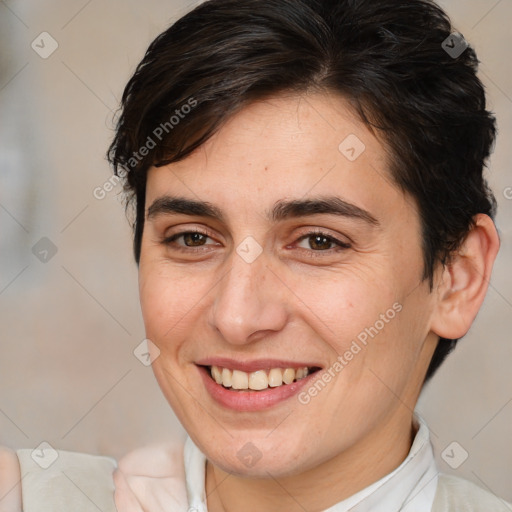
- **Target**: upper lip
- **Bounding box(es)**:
[195,357,322,373]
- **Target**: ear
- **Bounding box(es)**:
[430,214,500,340]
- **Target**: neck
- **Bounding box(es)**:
[205,412,416,512]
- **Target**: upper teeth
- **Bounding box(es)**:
[210,366,309,390]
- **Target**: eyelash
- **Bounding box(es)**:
[161,229,351,257]
[295,230,352,256]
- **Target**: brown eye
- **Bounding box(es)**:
[162,230,218,251]
[307,234,333,251]
[181,232,208,247]
[295,231,351,253]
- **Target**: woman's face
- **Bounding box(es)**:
[138,92,439,478]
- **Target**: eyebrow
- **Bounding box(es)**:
[147,195,380,226]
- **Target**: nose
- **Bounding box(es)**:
[209,246,288,345]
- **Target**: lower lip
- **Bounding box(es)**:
[198,365,317,412]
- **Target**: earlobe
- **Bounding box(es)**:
[430,214,500,340]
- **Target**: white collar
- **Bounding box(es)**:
[184,415,439,512]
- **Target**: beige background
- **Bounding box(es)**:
[1,0,511,502]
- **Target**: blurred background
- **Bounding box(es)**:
[0,0,511,502]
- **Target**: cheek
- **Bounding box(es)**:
[287,265,423,403]
[284,267,398,351]
[139,264,198,345]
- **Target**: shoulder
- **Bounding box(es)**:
[117,440,185,478]
[0,446,22,512]
[433,473,512,511]
[114,440,189,512]
[1,444,117,512]
[1,441,189,512]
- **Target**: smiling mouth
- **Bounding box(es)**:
[205,365,321,391]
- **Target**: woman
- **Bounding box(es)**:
[1,0,509,510]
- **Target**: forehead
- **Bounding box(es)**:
[144,92,409,224]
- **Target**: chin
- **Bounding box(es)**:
[197,431,318,478]
[210,451,306,479]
